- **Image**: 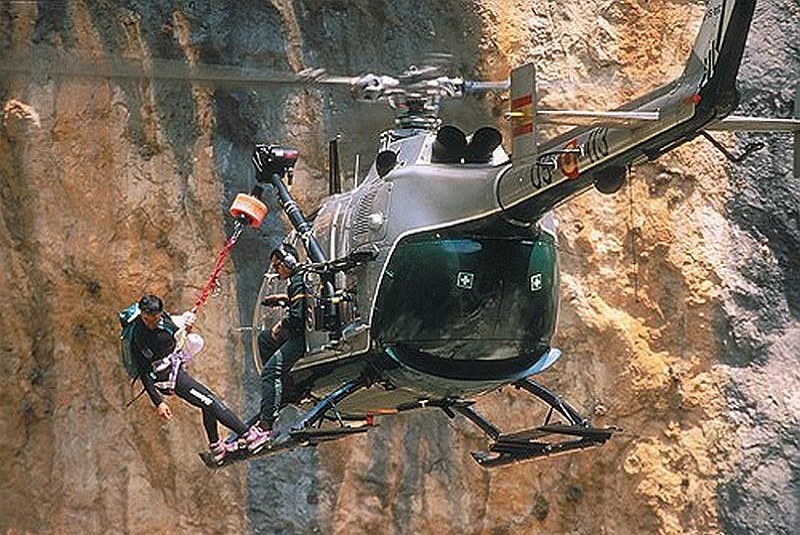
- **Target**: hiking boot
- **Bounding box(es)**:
[244,423,272,453]
[209,440,237,465]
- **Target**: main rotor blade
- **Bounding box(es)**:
[707,116,800,132]
[0,47,358,88]
[464,80,510,93]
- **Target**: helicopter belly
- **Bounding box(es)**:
[287,344,562,417]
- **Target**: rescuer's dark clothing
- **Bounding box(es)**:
[130,314,248,442]
[258,271,307,429]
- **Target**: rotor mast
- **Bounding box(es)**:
[349,66,509,136]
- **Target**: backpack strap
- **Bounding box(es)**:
[124,386,147,408]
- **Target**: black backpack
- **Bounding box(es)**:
[118,303,142,379]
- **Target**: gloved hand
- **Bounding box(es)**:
[261,294,289,307]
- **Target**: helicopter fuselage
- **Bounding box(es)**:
[255,129,564,415]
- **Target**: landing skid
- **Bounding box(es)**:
[448,378,616,468]
[200,378,370,469]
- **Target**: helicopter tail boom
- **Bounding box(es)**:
[494,0,757,223]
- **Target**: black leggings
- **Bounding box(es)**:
[257,329,305,429]
[166,369,248,443]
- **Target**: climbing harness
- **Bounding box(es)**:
[152,346,194,393]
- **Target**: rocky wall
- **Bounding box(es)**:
[0,1,797,534]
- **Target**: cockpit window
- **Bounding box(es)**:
[373,234,559,360]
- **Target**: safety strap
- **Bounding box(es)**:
[170,222,245,353]
[152,348,194,393]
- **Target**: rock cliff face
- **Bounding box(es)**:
[1,1,798,535]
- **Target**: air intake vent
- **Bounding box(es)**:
[352,185,379,237]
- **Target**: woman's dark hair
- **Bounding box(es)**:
[138,294,163,314]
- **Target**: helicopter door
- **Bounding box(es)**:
[252,272,283,372]
[301,271,331,353]
[252,268,334,373]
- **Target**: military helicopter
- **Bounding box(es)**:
[190,0,800,468]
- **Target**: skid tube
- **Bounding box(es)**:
[287,378,372,444]
[203,377,371,467]
[445,378,616,468]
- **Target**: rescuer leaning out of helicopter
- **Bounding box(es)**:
[128,294,258,464]
[246,243,308,453]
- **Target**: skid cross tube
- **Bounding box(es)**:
[290,378,366,432]
[513,378,588,427]
[450,401,501,441]
[228,378,366,444]
[447,377,614,467]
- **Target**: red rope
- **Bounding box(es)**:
[193,223,243,312]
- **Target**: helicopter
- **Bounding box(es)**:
[6,1,792,468]
[188,0,800,469]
